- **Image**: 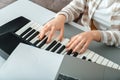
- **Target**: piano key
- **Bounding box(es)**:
[21,23,39,37]
[45,40,57,50]
[118,66,120,70]
[41,39,56,49]
[15,21,120,70]
[67,49,72,55]
[36,36,47,46]
[30,35,39,44]
[26,31,39,41]
[72,52,78,57]
[22,29,36,39]
[112,63,119,69]
[86,51,95,61]
[91,53,99,62]
[56,45,66,54]
[51,43,62,52]
[15,22,34,35]
[96,56,104,64]
[82,56,86,60]
[37,37,48,48]
[107,61,114,67]
[78,49,90,59]
[20,27,32,37]
[101,59,109,66]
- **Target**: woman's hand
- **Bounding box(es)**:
[66,30,101,54]
[38,15,66,43]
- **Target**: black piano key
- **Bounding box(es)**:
[51,43,62,52]
[27,31,39,41]
[56,45,65,54]
[88,59,92,62]
[38,37,48,48]
[33,40,40,46]
[82,56,86,60]
[73,52,78,57]
[45,40,57,51]
[67,49,72,55]
[33,35,46,46]
[19,27,32,37]
[23,29,36,39]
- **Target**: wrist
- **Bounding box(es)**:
[91,30,101,42]
[55,14,66,23]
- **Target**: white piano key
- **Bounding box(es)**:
[26,31,37,40]
[96,56,104,64]
[107,61,114,67]
[15,22,34,35]
[21,23,39,38]
[25,25,41,41]
[112,63,119,69]
[55,39,69,53]
[22,29,33,38]
[36,36,47,47]
[91,53,99,62]
[62,51,67,55]
[42,39,58,49]
[34,23,43,31]
[118,66,120,70]
[61,39,69,45]
[30,36,39,44]
[79,49,90,59]
[86,51,95,60]
[101,58,109,66]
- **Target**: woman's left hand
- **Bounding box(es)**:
[66,30,101,54]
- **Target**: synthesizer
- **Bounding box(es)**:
[0,16,120,70]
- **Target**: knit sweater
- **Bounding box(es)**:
[56,0,120,47]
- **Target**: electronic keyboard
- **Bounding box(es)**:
[0,16,120,70]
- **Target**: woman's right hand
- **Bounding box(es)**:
[38,14,66,43]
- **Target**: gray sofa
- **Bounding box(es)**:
[31,0,72,12]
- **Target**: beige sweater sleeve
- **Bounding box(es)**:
[56,0,86,22]
[56,0,120,48]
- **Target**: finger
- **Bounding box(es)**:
[58,27,64,41]
[66,35,78,48]
[38,25,49,40]
[47,27,55,43]
[79,40,90,54]
[67,38,80,51]
[73,39,85,52]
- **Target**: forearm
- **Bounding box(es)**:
[56,0,86,22]
[100,30,120,47]
[55,14,66,23]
